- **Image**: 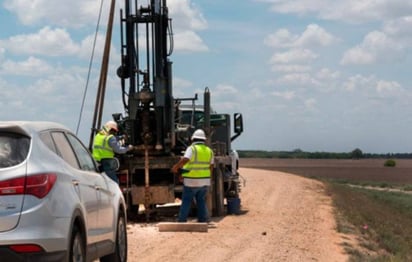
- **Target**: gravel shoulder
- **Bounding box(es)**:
[126,168,349,262]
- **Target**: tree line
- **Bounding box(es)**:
[237,148,412,159]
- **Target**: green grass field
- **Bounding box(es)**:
[326,182,412,262]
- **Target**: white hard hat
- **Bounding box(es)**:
[191,129,206,140]
[104,120,118,132]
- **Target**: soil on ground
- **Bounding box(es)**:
[240,158,412,183]
[126,167,349,262]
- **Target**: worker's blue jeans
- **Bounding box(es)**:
[178,185,209,222]
[100,158,119,184]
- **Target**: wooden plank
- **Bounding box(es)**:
[157,222,208,232]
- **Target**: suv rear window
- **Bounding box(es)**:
[0,133,30,168]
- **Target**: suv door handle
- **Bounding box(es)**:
[72,180,79,186]
[94,185,101,191]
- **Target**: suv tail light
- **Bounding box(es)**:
[0,174,57,198]
[10,244,44,253]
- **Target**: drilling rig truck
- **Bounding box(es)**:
[90,0,244,219]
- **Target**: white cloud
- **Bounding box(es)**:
[304,98,317,110]
[383,16,412,37]
[265,25,336,74]
[295,24,338,47]
[264,28,298,48]
[0,56,52,76]
[0,67,89,123]
[264,24,337,48]
[376,80,402,96]
[247,87,266,100]
[173,31,208,52]
[168,0,207,31]
[341,30,405,65]
[215,84,237,95]
[271,90,295,100]
[174,77,193,89]
[277,72,321,86]
[3,0,104,28]
[0,82,26,113]
[212,100,238,112]
[166,0,208,53]
[259,0,412,23]
[343,74,376,91]
[340,47,375,65]
[271,64,311,73]
[78,33,116,60]
[262,0,327,16]
[3,0,209,56]
[316,68,340,80]
[26,70,85,98]
[172,77,193,97]
[0,27,79,57]
[343,74,403,97]
[274,68,341,91]
[270,49,317,64]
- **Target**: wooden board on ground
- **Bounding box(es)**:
[157,222,208,232]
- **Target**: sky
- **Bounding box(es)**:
[0,0,412,154]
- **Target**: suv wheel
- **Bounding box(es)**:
[101,211,128,262]
[70,225,85,262]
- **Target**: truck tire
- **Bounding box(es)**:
[213,165,225,216]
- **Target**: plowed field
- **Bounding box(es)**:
[240,158,412,183]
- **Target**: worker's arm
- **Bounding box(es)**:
[171,157,190,174]
[108,136,131,154]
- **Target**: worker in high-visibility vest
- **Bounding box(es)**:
[172,129,214,222]
[92,120,133,183]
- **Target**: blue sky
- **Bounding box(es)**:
[1,0,412,153]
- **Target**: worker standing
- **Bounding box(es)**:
[92,120,132,183]
[172,129,214,222]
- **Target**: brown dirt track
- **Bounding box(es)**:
[124,158,412,261]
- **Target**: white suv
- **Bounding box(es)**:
[0,121,127,262]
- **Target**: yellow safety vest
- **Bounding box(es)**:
[183,144,213,179]
[92,132,114,161]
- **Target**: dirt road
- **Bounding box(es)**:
[126,168,348,261]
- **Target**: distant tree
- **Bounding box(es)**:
[384,159,396,167]
[351,148,363,159]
